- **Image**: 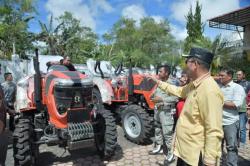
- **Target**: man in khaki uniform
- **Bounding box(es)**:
[148,65,178,164]
[148,47,224,166]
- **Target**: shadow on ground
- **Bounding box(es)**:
[36,144,124,166]
[238,155,250,166]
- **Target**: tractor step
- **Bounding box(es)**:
[68,139,95,150]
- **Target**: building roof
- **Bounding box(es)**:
[208,6,250,32]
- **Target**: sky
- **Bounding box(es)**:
[29,0,250,41]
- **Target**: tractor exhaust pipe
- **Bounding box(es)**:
[128,59,134,101]
[33,48,43,111]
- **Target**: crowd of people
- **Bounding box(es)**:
[0,47,250,166]
[147,47,250,166]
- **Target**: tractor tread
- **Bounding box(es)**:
[13,118,37,166]
[95,109,117,159]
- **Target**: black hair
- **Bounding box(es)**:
[220,68,234,78]
[4,72,12,80]
[237,69,246,75]
[159,64,171,74]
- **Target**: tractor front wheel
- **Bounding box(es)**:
[93,109,117,159]
[13,118,38,166]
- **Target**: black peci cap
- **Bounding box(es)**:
[182,47,214,65]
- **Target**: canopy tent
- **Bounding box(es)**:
[208,6,250,32]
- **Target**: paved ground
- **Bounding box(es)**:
[5,126,250,166]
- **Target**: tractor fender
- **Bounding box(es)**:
[92,77,114,105]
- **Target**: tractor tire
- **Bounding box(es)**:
[93,88,104,110]
[121,104,153,144]
[13,118,38,166]
[93,109,117,159]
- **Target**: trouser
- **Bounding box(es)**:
[176,154,204,166]
[8,115,15,131]
[0,131,8,166]
[223,121,239,166]
[154,109,174,155]
[239,112,247,144]
[7,105,15,132]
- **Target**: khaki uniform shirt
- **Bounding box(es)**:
[158,73,224,165]
[152,80,178,110]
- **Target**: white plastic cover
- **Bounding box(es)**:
[15,75,31,112]
[86,58,115,78]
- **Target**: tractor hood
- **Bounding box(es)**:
[45,70,93,96]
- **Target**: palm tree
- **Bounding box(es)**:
[37,15,63,55]
[194,35,233,74]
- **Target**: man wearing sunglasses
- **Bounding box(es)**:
[148,47,223,166]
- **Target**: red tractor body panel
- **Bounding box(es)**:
[105,74,157,110]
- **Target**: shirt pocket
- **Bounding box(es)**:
[183,91,199,122]
[223,87,234,101]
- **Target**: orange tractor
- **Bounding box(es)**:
[13,50,117,166]
[86,59,157,144]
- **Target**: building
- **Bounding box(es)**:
[209,5,250,61]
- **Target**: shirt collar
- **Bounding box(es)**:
[192,72,210,88]
[224,80,234,87]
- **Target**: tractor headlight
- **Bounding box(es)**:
[54,78,93,86]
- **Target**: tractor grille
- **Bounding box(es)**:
[54,85,93,115]
[68,122,94,141]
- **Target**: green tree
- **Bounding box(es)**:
[194,35,233,74]
[56,12,97,63]
[0,0,35,58]
[102,17,178,68]
[193,1,203,40]
[184,1,204,53]
[37,12,98,63]
[37,15,62,55]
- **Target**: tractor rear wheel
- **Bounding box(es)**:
[13,118,38,166]
[93,109,117,159]
[122,104,153,144]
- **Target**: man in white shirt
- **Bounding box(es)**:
[219,68,246,166]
